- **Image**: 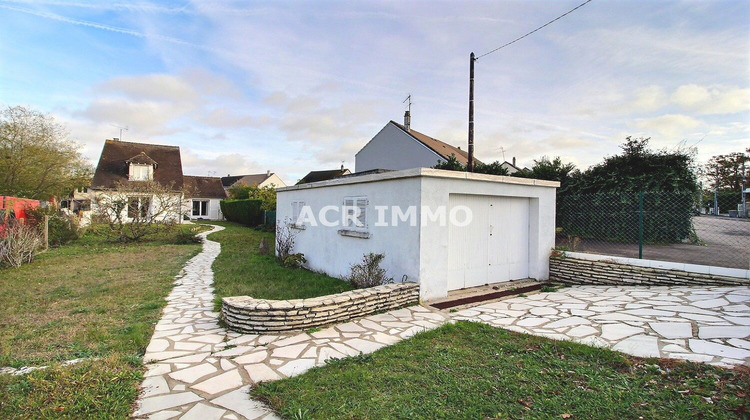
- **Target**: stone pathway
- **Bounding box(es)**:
[135,225,748,419]
[134,225,449,419]
[453,285,750,367]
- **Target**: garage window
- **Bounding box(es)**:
[343,196,368,229]
[290,201,306,229]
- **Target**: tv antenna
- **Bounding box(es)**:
[110,124,129,140]
[402,94,412,112]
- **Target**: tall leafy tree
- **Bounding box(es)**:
[0,106,91,200]
[704,149,749,191]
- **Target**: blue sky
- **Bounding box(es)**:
[1,0,748,184]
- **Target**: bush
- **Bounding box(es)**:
[220,199,263,226]
[275,221,298,262]
[347,253,393,289]
[27,207,81,247]
[0,222,43,268]
[171,230,202,244]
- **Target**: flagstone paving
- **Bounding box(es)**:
[134,224,749,419]
[453,285,750,367]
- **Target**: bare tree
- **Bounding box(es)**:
[0,105,92,200]
[92,181,187,242]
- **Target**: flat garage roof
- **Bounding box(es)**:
[279,168,560,192]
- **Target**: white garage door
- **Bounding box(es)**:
[447,194,530,290]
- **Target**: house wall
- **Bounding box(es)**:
[259,173,287,189]
[276,176,423,287]
[355,123,445,172]
[186,198,223,220]
[90,190,183,224]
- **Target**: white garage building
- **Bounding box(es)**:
[276,168,558,301]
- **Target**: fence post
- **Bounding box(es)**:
[638,191,643,259]
[43,215,49,251]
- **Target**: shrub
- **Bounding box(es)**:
[282,253,307,268]
[347,253,393,289]
[0,222,43,268]
[26,207,81,247]
[171,230,202,244]
[220,199,263,226]
[275,221,298,262]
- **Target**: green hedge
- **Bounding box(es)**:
[220,199,263,226]
[557,191,695,244]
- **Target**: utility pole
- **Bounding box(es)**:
[467,52,475,172]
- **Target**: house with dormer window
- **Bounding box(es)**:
[89,139,228,223]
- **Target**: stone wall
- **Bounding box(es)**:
[550,257,749,287]
[222,282,420,334]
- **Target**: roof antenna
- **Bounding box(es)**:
[402,94,412,131]
[110,124,128,141]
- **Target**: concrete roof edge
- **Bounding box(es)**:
[276,167,559,192]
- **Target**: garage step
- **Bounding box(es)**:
[427,279,544,310]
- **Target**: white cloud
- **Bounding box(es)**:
[630,85,668,112]
[634,114,703,139]
[671,84,750,115]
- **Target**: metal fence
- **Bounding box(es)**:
[556,191,750,270]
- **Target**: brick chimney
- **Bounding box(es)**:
[404,110,411,132]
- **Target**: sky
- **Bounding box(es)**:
[0,0,748,185]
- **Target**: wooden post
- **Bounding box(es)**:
[43,215,49,250]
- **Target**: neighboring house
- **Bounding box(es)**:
[276,168,558,301]
[221,171,286,191]
[500,157,525,175]
[90,139,227,222]
[184,176,227,220]
[355,113,481,172]
[296,167,351,185]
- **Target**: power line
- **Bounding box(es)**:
[475,0,593,60]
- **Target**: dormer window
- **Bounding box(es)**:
[129,164,152,181]
[126,152,157,181]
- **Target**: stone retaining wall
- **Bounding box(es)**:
[550,257,749,287]
[222,282,420,334]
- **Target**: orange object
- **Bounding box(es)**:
[0,196,41,233]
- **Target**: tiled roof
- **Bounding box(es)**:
[390,121,481,166]
[184,176,227,199]
[92,140,183,190]
[296,169,351,185]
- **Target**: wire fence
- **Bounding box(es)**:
[556,191,750,270]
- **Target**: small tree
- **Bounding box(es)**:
[92,181,186,242]
[227,183,277,211]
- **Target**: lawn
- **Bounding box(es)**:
[254,321,749,420]
[0,224,204,419]
[202,221,353,304]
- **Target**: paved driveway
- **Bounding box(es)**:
[454,285,750,367]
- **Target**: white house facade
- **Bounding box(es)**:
[276,168,558,301]
[355,117,476,173]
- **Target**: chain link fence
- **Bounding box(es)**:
[556,191,750,270]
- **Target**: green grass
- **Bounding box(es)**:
[253,321,749,420]
[202,221,353,304]
[0,224,203,418]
